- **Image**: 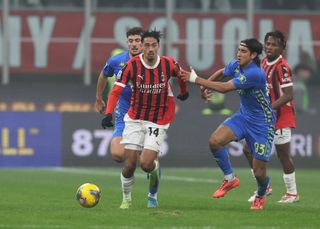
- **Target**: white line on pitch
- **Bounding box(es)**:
[52,168,218,184]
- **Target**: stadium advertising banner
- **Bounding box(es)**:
[1,11,320,75]
[0,112,62,167]
[62,112,170,167]
[61,104,320,168]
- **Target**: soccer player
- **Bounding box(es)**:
[244,31,299,203]
[102,29,189,209]
[180,38,275,210]
[95,27,144,163]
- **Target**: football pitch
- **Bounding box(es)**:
[0,167,319,229]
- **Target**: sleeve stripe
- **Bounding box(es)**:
[114,82,126,87]
[280,83,293,88]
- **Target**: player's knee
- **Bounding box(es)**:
[122,166,136,177]
[208,136,222,151]
[123,161,136,176]
[111,152,125,163]
[140,160,154,173]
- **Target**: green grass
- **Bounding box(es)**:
[0,167,319,229]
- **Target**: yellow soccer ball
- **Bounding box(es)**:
[76,183,101,208]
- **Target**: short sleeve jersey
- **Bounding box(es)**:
[102,51,132,114]
[262,56,296,129]
[224,59,275,126]
[115,54,181,125]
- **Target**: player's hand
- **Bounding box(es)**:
[179,68,191,82]
[95,99,106,114]
[177,92,189,101]
[200,87,213,102]
[101,113,113,128]
[180,67,198,83]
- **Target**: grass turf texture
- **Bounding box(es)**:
[0,168,319,229]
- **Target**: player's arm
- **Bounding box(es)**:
[101,63,131,129]
[176,67,189,101]
[207,68,225,81]
[200,68,225,100]
[95,71,108,114]
[272,85,293,110]
[180,67,235,93]
[272,64,294,110]
[96,57,116,114]
[101,83,125,128]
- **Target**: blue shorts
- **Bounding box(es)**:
[223,112,275,161]
[112,103,127,139]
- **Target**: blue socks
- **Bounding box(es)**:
[211,147,233,175]
[256,176,270,197]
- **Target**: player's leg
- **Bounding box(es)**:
[119,115,144,209]
[250,158,269,210]
[275,128,299,203]
[110,115,126,163]
[244,141,272,202]
[110,136,125,162]
[140,149,160,208]
[209,125,240,198]
[248,125,274,210]
[140,122,169,208]
[210,113,243,198]
[120,148,139,209]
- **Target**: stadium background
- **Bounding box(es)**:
[0,0,319,168]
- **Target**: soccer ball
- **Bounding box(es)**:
[76,183,101,208]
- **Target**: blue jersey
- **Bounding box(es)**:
[102,51,131,115]
[223,59,275,161]
[103,51,132,138]
[224,59,274,125]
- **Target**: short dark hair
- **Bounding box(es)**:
[264,30,287,50]
[126,27,144,38]
[240,38,263,66]
[142,29,162,43]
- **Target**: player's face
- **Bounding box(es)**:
[143,37,159,63]
[127,35,142,57]
[264,36,283,61]
[236,44,255,67]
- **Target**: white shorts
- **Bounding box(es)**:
[121,114,170,153]
[274,128,292,145]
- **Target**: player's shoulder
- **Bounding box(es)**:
[278,57,291,69]
[246,63,266,78]
[125,54,140,66]
[160,55,177,63]
[227,59,239,69]
[109,51,129,64]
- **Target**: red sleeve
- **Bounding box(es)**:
[105,84,124,114]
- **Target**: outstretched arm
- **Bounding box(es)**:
[207,68,225,81]
[200,68,225,100]
[180,67,235,93]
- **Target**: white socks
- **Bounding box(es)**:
[283,172,298,195]
[148,160,159,199]
[224,173,235,182]
[121,173,134,201]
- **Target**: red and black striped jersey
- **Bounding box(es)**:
[262,55,296,129]
[107,53,187,125]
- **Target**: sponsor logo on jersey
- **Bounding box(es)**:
[239,74,246,84]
